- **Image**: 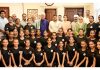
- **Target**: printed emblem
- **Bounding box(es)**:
[83,53,86,56]
[29,51,32,54]
[40,53,43,56]
[51,50,53,52]
[34,41,36,43]
[90,26,93,28]
[73,48,75,51]
[62,39,64,41]
[55,44,57,46]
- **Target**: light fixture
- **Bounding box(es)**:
[45,3,54,6]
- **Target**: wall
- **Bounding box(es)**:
[0,3,94,20]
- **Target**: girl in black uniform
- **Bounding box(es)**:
[97,31,100,41]
[57,41,66,67]
[15,18,23,32]
[10,38,22,67]
[57,28,66,47]
[24,18,35,32]
[8,31,14,48]
[1,39,11,67]
[33,42,44,67]
[30,29,37,49]
[87,40,96,67]
[76,29,87,49]
[44,37,56,67]
[66,37,77,67]
[21,39,34,67]
[51,32,58,48]
[95,41,100,67]
[42,30,49,47]
[36,29,44,49]
[75,40,88,67]
[18,30,25,48]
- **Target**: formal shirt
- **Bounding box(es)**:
[0,17,8,30]
[32,19,40,29]
[84,17,90,24]
[49,21,62,33]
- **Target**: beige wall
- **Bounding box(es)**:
[0,3,94,20]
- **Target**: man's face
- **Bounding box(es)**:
[41,14,45,19]
[53,16,57,21]
[74,17,78,22]
[0,12,5,18]
[22,14,27,20]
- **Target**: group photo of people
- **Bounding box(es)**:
[0,4,100,67]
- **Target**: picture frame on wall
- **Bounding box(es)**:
[27,9,38,19]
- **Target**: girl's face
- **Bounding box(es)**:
[43,31,48,37]
[69,37,75,43]
[90,30,95,37]
[47,38,52,44]
[81,41,87,48]
[58,29,63,35]
[89,41,95,49]
[25,30,30,35]
[52,33,57,39]
[13,40,19,47]
[2,39,8,47]
[37,30,41,35]
[36,43,42,49]
[19,31,24,37]
[79,18,83,23]
[16,18,20,24]
[79,30,84,36]
[97,42,100,50]
[13,29,18,35]
[9,32,14,38]
[59,41,64,48]
[31,30,35,36]
[25,40,30,47]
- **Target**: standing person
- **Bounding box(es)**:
[21,39,34,67]
[24,18,35,32]
[74,40,88,67]
[75,16,87,36]
[0,10,8,38]
[44,38,56,67]
[21,13,27,27]
[86,16,97,37]
[18,30,25,48]
[10,38,22,67]
[95,41,100,67]
[71,15,79,34]
[87,40,96,67]
[15,18,23,32]
[40,13,49,36]
[11,14,17,23]
[56,41,67,67]
[49,15,62,33]
[1,39,11,67]
[62,15,71,34]
[66,37,77,67]
[84,10,90,24]
[33,42,44,67]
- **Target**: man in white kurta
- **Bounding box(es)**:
[49,15,62,33]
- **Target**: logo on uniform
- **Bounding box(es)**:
[40,53,43,56]
[34,41,36,43]
[55,44,57,46]
[62,52,64,55]
[51,49,53,52]
[73,48,75,51]
[29,51,32,54]
[62,39,64,41]
[31,27,33,29]
[90,26,93,28]
[83,53,86,56]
